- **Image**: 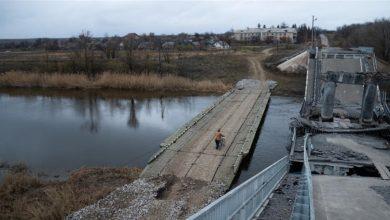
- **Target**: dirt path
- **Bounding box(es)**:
[248,48,273,81]
[319,34,330,47]
[246,47,306,96]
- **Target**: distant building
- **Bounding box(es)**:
[137,42,154,50]
[233,27,297,43]
[212,41,230,49]
[192,41,201,49]
[124,33,140,40]
[162,41,175,49]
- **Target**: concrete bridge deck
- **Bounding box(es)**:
[141,79,270,186]
[313,176,390,220]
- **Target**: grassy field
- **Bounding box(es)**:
[0,49,251,93]
[0,50,249,83]
[176,53,250,82]
[0,44,311,96]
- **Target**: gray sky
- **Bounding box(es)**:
[1,0,389,39]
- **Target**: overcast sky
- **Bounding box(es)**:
[1,0,389,39]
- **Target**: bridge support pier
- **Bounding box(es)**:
[321,81,336,121]
[361,83,377,123]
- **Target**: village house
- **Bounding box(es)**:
[124,33,140,40]
[212,41,230,49]
[137,41,154,50]
[233,27,297,43]
[162,41,175,49]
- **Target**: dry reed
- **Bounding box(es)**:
[0,71,230,93]
[0,167,142,220]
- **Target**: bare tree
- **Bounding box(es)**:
[78,30,95,76]
[42,38,50,72]
[157,39,163,77]
[123,37,136,73]
[106,36,121,59]
[162,46,172,64]
[333,19,390,61]
[144,51,151,75]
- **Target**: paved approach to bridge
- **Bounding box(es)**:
[141,79,270,186]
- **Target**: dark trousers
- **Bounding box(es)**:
[215,140,221,149]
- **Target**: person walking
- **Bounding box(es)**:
[214,129,224,149]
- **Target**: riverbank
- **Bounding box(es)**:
[0,165,141,219]
[69,175,226,219]
[0,71,230,93]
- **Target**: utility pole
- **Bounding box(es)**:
[311,15,317,48]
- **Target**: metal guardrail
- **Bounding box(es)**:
[291,134,315,220]
[188,156,289,220]
[382,92,390,117]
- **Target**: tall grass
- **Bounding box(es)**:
[0,167,142,220]
[0,71,230,93]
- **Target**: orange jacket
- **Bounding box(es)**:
[214,131,223,141]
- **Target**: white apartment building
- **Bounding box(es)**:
[233,27,297,43]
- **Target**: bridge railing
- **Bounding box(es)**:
[291,134,315,220]
[187,156,289,220]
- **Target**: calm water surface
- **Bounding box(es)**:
[0,89,217,179]
[234,96,301,185]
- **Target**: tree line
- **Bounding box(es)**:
[0,30,236,77]
[0,24,316,75]
[332,18,390,61]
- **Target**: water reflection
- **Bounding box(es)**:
[128,98,139,129]
[0,89,217,178]
[160,97,165,119]
[84,96,100,133]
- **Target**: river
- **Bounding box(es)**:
[234,96,301,185]
[0,89,301,184]
[0,89,217,180]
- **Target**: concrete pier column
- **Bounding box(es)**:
[361,83,377,123]
[321,81,336,121]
